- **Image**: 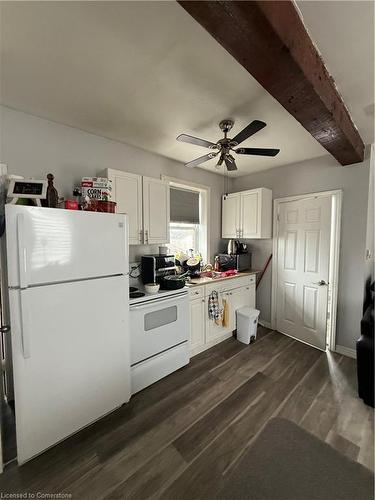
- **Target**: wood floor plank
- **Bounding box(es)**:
[358,409,375,471]
[0,330,372,499]
[326,430,360,462]
[159,341,322,499]
[96,372,219,462]
[174,372,267,462]
[129,336,248,414]
[104,445,186,500]
[277,353,344,424]
[212,330,292,381]
[300,356,355,441]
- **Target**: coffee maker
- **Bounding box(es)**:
[227,240,248,255]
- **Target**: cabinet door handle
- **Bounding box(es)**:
[202,299,205,303]
[139,229,144,244]
[145,229,149,244]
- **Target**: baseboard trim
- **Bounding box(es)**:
[334,345,356,359]
[259,319,272,329]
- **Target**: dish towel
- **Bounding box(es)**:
[222,298,229,328]
[208,291,222,323]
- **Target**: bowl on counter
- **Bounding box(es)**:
[144,283,160,295]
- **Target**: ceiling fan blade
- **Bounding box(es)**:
[235,147,280,157]
[216,155,224,166]
[177,134,217,149]
[185,152,217,168]
[231,120,266,145]
[225,155,238,171]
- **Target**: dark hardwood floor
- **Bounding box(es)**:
[0,327,373,499]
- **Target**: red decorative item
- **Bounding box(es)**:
[97,201,116,213]
[65,199,79,210]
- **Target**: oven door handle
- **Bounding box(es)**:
[130,292,188,310]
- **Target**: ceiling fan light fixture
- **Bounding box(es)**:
[177,119,280,171]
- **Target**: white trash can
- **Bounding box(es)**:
[236,307,260,345]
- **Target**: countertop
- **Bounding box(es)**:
[186,270,260,287]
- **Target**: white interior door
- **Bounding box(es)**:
[10,275,130,464]
[143,177,169,244]
[222,193,240,238]
[276,195,332,350]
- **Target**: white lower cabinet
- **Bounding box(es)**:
[189,275,256,357]
[189,298,206,355]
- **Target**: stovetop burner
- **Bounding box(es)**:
[130,286,138,293]
[130,291,145,299]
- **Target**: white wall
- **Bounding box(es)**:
[231,154,370,350]
[364,145,374,286]
[0,106,225,262]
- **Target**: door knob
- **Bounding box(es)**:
[315,280,328,286]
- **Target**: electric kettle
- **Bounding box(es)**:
[227,239,239,255]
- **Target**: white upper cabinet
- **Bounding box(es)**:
[222,187,272,239]
[142,176,170,245]
[103,169,169,245]
[241,191,259,238]
[106,169,143,245]
[222,193,241,239]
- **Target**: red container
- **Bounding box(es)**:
[65,199,79,210]
[85,200,116,213]
[97,201,116,213]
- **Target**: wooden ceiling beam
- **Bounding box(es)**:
[178,0,365,165]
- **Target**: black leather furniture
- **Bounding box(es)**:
[356,281,374,407]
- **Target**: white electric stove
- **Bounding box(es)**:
[129,286,188,305]
[129,286,190,394]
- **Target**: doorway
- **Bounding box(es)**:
[271,190,342,351]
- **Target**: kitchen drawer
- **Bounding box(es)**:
[204,275,256,296]
[248,275,256,285]
[189,287,204,300]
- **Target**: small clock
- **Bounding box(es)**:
[7,179,48,207]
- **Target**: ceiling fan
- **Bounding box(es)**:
[177,119,280,171]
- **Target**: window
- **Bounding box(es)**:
[169,222,200,256]
[162,176,210,263]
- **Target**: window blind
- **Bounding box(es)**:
[170,187,200,224]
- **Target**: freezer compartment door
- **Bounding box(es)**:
[5,205,128,287]
[9,275,130,464]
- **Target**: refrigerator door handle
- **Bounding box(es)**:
[17,213,28,289]
[19,290,31,359]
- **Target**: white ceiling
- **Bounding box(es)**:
[1,1,373,177]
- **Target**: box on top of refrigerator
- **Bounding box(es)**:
[81,177,112,201]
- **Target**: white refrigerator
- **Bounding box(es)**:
[5,204,131,464]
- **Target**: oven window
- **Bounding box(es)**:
[144,306,178,331]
